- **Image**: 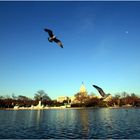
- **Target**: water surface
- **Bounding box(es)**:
[0,108,140,139]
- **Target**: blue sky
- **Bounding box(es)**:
[0,1,140,99]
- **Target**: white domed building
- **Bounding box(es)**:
[71,82,88,104]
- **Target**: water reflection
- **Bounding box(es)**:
[0,108,140,139]
[99,108,113,127]
[36,110,41,124]
[77,109,90,137]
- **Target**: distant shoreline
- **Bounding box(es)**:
[0,106,139,110]
[0,107,93,110]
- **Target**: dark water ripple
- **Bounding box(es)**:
[0,108,140,139]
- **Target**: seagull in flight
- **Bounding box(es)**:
[44,28,63,48]
[93,85,110,99]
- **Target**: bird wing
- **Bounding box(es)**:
[53,38,63,48]
[44,28,54,37]
[93,85,106,97]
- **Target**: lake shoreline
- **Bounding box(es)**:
[0,106,139,110]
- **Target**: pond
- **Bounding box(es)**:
[0,108,140,139]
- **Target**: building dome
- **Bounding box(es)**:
[80,82,87,93]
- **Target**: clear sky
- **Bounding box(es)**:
[0,1,140,99]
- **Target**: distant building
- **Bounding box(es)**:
[89,94,98,99]
[13,105,19,109]
[57,96,69,103]
[70,96,76,103]
[103,95,112,102]
[31,100,44,109]
[79,82,87,94]
[71,82,88,104]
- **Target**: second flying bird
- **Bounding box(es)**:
[44,28,63,48]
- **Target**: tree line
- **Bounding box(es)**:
[72,91,140,107]
[0,90,140,108]
[0,90,57,108]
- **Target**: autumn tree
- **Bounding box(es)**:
[75,91,89,104]
[85,97,100,107]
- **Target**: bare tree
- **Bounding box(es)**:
[12,93,17,100]
[121,92,128,98]
[18,95,29,101]
[34,90,51,101]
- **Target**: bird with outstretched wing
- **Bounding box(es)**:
[44,28,63,48]
[93,85,106,97]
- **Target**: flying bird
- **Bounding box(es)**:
[44,28,63,48]
[93,85,110,99]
